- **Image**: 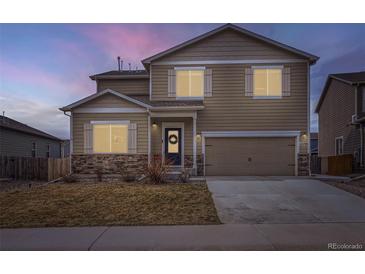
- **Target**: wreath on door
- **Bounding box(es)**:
[168,134,178,144]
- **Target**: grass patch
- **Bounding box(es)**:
[0,182,220,228]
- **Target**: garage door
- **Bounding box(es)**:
[205,137,296,176]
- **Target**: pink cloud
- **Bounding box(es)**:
[75,24,177,67]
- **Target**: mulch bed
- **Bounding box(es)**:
[323,179,365,199]
[0,182,220,228]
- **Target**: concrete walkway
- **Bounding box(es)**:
[206,176,365,224]
[1,223,365,251]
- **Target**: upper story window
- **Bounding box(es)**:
[175,68,204,98]
[253,67,282,97]
[93,123,128,153]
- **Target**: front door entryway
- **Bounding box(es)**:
[164,128,182,166]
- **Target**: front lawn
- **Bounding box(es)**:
[0,182,220,228]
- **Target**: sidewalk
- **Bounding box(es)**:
[1,223,365,251]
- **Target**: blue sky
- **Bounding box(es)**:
[0,23,364,139]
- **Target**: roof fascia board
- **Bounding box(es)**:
[154,59,308,65]
[60,89,151,111]
[90,75,149,80]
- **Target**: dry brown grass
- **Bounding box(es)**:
[0,182,220,228]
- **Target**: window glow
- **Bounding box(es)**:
[93,124,128,153]
[176,70,204,97]
[253,68,282,97]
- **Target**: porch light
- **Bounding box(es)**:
[196,134,201,142]
[152,122,157,128]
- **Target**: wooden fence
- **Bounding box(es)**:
[0,156,70,181]
[47,157,70,181]
[328,154,353,176]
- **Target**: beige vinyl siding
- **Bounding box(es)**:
[72,113,148,154]
[151,117,193,156]
[155,29,304,62]
[97,79,149,95]
[152,62,308,152]
[79,93,145,109]
[318,79,359,157]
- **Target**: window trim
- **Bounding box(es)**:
[252,65,283,99]
[31,142,36,158]
[46,144,50,158]
[91,120,130,154]
[335,136,344,156]
[175,67,205,99]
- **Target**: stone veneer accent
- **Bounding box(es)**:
[298,153,309,176]
[72,154,148,178]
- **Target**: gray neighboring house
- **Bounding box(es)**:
[0,115,67,158]
[315,71,365,172]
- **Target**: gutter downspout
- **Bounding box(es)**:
[62,110,72,174]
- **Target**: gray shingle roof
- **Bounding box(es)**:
[130,95,204,107]
[89,70,149,80]
[0,116,61,141]
[331,71,365,84]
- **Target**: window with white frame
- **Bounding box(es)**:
[176,68,204,98]
[335,137,344,155]
[253,67,282,97]
[93,124,128,153]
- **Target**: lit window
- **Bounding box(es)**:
[335,137,343,155]
[253,68,282,97]
[93,124,128,153]
[31,142,36,158]
[176,69,204,97]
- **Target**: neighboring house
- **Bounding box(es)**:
[310,132,318,155]
[60,23,319,177]
[315,71,365,173]
[0,115,64,158]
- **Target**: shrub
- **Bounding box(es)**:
[145,155,172,184]
[63,174,77,183]
[179,169,190,183]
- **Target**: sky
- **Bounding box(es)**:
[0,23,364,139]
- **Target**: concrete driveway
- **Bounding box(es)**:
[206,176,365,224]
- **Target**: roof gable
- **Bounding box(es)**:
[60,89,151,111]
[142,24,319,65]
[315,76,356,113]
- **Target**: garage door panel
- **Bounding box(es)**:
[205,137,295,176]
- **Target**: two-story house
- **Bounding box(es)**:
[315,71,365,173]
[60,24,319,177]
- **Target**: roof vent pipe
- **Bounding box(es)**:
[117,56,121,71]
